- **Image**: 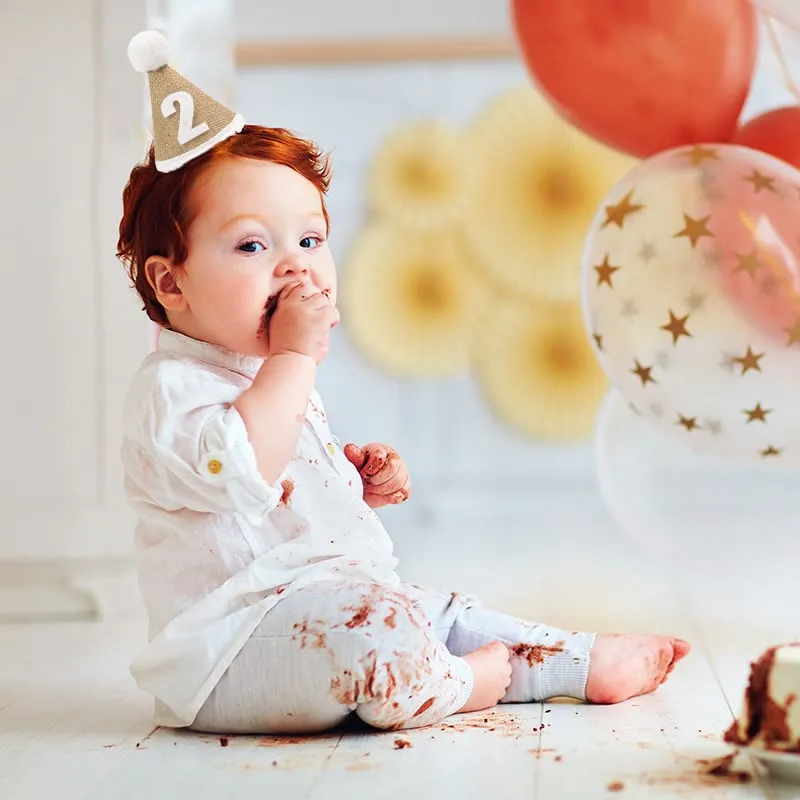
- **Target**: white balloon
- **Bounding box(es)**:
[594,388,800,559]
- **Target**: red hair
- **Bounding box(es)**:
[117,125,331,326]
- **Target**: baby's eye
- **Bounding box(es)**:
[300,236,323,250]
[237,240,265,253]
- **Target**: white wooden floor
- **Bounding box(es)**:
[2,503,799,799]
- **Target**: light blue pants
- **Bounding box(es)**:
[190,579,595,734]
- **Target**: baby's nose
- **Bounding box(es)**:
[276,256,309,277]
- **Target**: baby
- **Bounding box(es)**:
[119,32,689,735]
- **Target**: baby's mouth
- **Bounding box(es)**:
[257,285,333,337]
[263,292,280,320]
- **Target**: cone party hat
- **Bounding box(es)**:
[127,30,244,172]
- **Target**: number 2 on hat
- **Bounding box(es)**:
[161,91,210,145]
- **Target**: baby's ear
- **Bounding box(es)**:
[145,257,187,312]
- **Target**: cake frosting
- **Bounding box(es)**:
[725,643,800,752]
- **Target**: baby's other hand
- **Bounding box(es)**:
[343,443,411,509]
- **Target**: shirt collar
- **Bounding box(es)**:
[157,329,265,379]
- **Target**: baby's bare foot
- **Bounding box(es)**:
[586,634,691,704]
[458,642,513,713]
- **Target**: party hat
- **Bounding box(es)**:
[127,30,244,172]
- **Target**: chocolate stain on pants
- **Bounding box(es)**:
[190,580,595,735]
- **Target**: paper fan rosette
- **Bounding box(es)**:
[342,223,482,376]
[474,297,607,440]
[464,85,636,301]
[367,119,469,231]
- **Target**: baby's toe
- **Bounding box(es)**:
[671,638,691,661]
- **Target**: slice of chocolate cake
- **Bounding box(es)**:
[725,644,800,752]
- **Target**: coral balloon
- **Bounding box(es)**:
[511,0,758,159]
[733,106,800,169]
[582,144,800,465]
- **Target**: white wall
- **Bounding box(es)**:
[233,0,512,41]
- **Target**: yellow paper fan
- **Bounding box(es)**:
[464,85,637,301]
[367,119,469,231]
[342,223,482,377]
[474,297,608,440]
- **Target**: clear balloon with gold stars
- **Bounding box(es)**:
[582,143,800,465]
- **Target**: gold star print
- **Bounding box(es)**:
[744,169,777,194]
[594,254,621,287]
[680,145,720,166]
[592,333,604,351]
[631,360,656,386]
[676,414,699,431]
[761,445,782,457]
[674,214,713,248]
[660,310,692,345]
[785,317,800,346]
[733,346,765,375]
[601,190,645,229]
[744,403,771,423]
[735,250,764,278]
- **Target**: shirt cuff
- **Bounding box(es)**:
[197,406,282,523]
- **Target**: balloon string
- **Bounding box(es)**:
[763,14,800,103]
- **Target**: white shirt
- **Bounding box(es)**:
[121,329,401,727]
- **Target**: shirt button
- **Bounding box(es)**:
[326,443,335,456]
[207,458,223,475]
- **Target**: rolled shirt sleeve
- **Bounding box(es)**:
[125,361,282,525]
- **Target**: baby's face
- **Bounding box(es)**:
[177,157,335,356]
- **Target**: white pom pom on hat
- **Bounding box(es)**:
[128,30,171,73]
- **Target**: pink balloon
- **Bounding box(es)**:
[711,147,800,347]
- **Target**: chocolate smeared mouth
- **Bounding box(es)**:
[263,293,280,321]
[256,285,332,338]
[256,293,279,339]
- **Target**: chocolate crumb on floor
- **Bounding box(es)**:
[700,753,752,783]
[393,738,412,750]
[607,781,625,792]
[219,736,229,747]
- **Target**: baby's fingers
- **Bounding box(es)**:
[370,456,404,492]
[362,443,390,480]
[384,474,411,504]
